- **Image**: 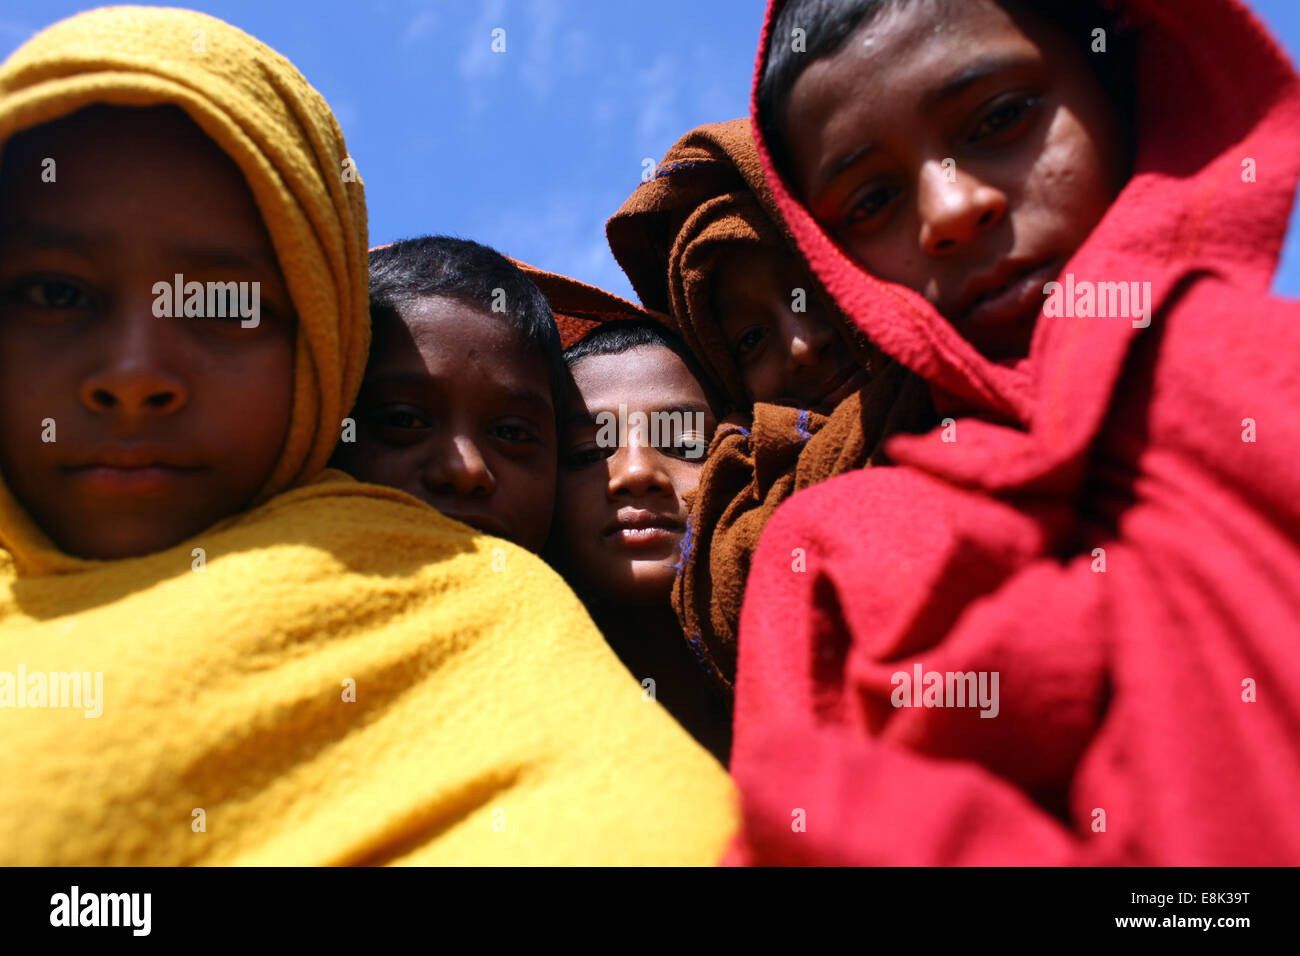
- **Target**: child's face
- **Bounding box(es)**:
[0,107,296,560]
[336,296,557,551]
[712,244,867,412]
[554,345,715,605]
[781,0,1125,360]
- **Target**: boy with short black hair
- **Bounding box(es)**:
[333,236,563,552]
[550,319,731,763]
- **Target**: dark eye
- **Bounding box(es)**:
[663,438,708,461]
[564,445,610,469]
[733,326,767,360]
[491,418,543,444]
[970,96,1039,143]
[844,185,901,228]
[493,423,539,443]
[376,409,427,430]
[19,279,91,310]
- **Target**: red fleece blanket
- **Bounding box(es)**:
[728,0,1300,865]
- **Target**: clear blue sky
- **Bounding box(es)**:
[2,0,1298,300]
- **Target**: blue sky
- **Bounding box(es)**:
[2,0,1298,299]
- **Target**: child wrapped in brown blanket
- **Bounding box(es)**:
[607,119,933,698]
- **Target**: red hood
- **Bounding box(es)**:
[751,0,1300,493]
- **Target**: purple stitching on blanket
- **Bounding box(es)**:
[646,158,708,183]
[664,513,696,572]
[795,409,812,442]
[685,628,711,670]
[717,422,751,440]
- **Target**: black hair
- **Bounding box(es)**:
[757,0,1136,179]
[367,235,567,410]
[565,319,727,416]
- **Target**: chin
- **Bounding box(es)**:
[592,565,674,608]
[57,530,175,562]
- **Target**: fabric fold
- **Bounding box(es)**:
[0,6,738,866]
[728,0,1300,864]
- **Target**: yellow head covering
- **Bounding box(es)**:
[0,7,736,865]
[0,5,368,574]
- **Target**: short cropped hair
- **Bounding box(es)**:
[565,319,727,416]
[368,236,567,410]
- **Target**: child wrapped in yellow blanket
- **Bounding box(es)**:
[0,6,736,865]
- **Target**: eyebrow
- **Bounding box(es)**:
[812,54,1038,197]
[171,244,279,273]
[923,54,1039,109]
[363,370,553,411]
[814,142,877,197]
[0,222,102,253]
[650,403,713,420]
[566,402,714,426]
[362,371,435,389]
[504,385,554,411]
[0,223,277,272]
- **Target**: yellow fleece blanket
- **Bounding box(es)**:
[0,7,736,865]
[0,476,736,865]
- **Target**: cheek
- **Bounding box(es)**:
[336,428,419,484]
[339,445,403,484]
[669,461,704,502]
[504,456,556,524]
[557,469,602,519]
[836,213,934,292]
[744,354,787,402]
[204,337,294,483]
[552,501,599,565]
[0,366,51,490]
[1021,108,1118,246]
[0,338,76,487]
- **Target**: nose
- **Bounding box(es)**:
[606,441,673,499]
[421,433,496,497]
[779,308,836,373]
[917,160,1007,257]
[79,308,188,417]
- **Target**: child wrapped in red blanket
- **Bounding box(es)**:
[729,0,1300,864]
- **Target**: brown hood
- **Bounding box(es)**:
[606,118,875,405]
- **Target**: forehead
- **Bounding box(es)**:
[0,106,270,252]
[785,0,1037,149]
[372,294,550,385]
[713,243,805,298]
[569,346,709,411]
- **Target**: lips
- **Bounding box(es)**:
[955,258,1060,334]
[67,443,203,470]
[63,444,205,497]
[602,508,685,549]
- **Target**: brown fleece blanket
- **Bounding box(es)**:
[606,118,878,407]
[672,363,934,700]
[609,120,936,698]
